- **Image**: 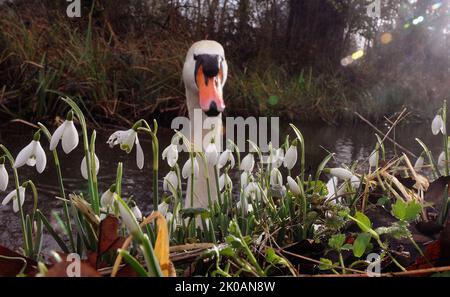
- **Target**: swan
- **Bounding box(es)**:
[181,40,228,211]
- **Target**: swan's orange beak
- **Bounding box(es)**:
[196,65,225,117]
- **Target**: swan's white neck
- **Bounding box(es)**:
[185,88,222,210]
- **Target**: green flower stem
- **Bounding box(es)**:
[138,120,159,211]
[22,180,38,222]
[38,122,75,251]
[213,165,222,207]
[0,145,31,256]
[89,130,99,212]
[62,97,99,215]
[190,153,195,207]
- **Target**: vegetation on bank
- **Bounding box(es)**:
[1,1,447,126]
[0,97,449,277]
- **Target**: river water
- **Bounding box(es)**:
[0,120,442,252]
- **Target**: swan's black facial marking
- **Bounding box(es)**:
[194,54,221,86]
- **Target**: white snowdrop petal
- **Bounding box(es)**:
[101,190,114,208]
[80,157,88,180]
[135,137,144,170]
[287,176,301,195]
[0,165,8,191]
[283,146,297,170]
[35,141,47,173]
[432,115,444,135]
[414,156,424,172]
[50,121,67,151]
[369,150,379,168]
[14,141,35,168]
[329,168,353,180]
[62,121,79,154]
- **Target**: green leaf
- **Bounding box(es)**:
[319,258,334,271]
[354,212,372,233]
[353,232,371,258]
[328,234,345,251]
[392,199,422,222]
[265,247,289,266]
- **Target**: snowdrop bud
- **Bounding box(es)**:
[0,159,8,191]
[163,171,178,195]
[116,194,141,238]
[432,115,446,135]
[369,150,379,168]
[283,145,297,170]
[81,154,100,180]
[131,205,143,221]
[240,153,255,172]
[329,168,353,180]
[101,185,116,208]
[162,144,178,167]
[205,142,219,166]
[287,176,301,195]
[182,156,199,179]
[414,156,424,172]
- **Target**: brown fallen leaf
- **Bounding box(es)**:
[0,245,37,276]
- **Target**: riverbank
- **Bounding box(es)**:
[0,1,439,126]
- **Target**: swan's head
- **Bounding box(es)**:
[183,40,228,117]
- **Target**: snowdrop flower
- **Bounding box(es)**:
[369,150,379,168]
[50,112,79,154]
[205,142,219,166]
[283,145,297,170]
[181,156,199,179]
[270,168,283,187]
[115,195,141,237]
[107,128,144,169]
[350,174,361,189]
[268,148,284,169]
[240,153,255,172]
[80,154,100,180]
[432,114,446,135]
[0,159,8,191]
[2,186,25,213]
[219,173,232,191]
[287,176,301,195]
[165,211,177,231]
[158,201,169,216]
[13,133,47,173]
[101,185,116,208]
[325,177,338,200]
[414,156,424,172]
[244,182,261,200]
[240,171,250,188]
[131,204,143,221]
[163,171,178,195]
[162,144,178,167]
[218,149,235,169]
[237,199,253,213]
[329,168,354,180]
[438,151,446,167]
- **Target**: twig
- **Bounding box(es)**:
[354,111,417,158]
[297,265,450,277]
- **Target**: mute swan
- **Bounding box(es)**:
[182,40,228,211]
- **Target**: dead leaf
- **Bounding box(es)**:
[0,245,37,276]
